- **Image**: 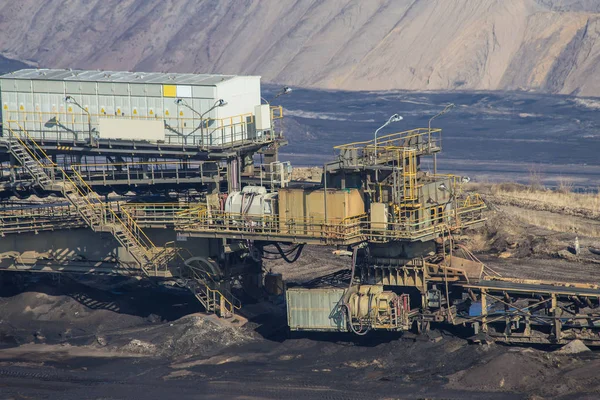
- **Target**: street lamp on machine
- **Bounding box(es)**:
[428,103,455,174]
[175,98,227,146]
[261,86,293,105]
[374,113,403,158]
[65,95,92,143]
[274,86,292,99]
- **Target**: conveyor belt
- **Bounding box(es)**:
[457,279,600,298]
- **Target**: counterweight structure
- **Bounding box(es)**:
[1,69,600,345]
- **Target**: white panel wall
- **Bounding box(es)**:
[212,76,261,145]
[98,118,165,141]
[1,75,263,146]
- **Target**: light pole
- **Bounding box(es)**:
[261,86,292,104]
[175,98,227,146]
[274,86,292,100]
[374,113,403,158]
[65,95,92,144]
[428,103,455,175]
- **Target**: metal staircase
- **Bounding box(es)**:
[5,140,54,188]
[177,248,241,317]
[1,123,241,316]
[184,267,241,317]
[1,127,162,277]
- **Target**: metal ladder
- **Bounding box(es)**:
[402,149,417,202]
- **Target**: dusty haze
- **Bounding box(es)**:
[1,0,600,96]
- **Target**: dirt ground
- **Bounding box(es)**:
[465,183,600,284]
[2,183,600,398]
[2,275,600,399]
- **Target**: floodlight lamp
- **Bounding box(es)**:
[389,114,403,123]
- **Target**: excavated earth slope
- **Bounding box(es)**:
[2,0,600,95]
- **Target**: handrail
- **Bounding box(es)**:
[334,128,442,151]
[167,242,241,312]
[6,121,159,271]
[7,125,106,222]
[121,202,191,209]
[0,194,486,243]
[179,196,486,243]
[5,109,254,128]
[71,160,213,169]
[69,167,158,256]
[270,105,284,120]
[6,109,260,147]
[4,108,284,148]
[188,267,242,312]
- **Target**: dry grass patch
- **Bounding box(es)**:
[469,182,600,218]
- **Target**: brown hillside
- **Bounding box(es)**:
[1,0,600,95]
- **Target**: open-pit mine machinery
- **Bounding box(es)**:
[1,69,600,346]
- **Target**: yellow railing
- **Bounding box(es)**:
[5,109,253,130]
[335,128,442,151]
[0,201,204,234]
[461,193,485,208]
[163,242,241,313]
[334,128,442,167]
[270,105,284,120]
[0,204,83,234]
[0,194,486,243]
[187,265,242,313]
[403,149,417,201]
[70,160,224,186]
[6,121,160,273]
[177,194,486,243]
[119,203,205,226]
[69,168,158,250]
[4,107,284,146]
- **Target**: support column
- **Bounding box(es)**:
[263,145,278,165]
[524,315,531,337]
[242,154,254,176]
[551,294,562,342]
[9,154,17,182]
[481,289,488,333]
[227,157,240,193]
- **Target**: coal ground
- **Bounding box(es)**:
[0,54,29,75]
[3,249,600,399]
[0,273,509,400]
[264,85,600,189]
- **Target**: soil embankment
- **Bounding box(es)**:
[3,1,600,96]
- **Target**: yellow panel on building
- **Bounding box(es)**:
[163,85,177,97]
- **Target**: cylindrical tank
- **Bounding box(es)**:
[224,186,277,220]
[264,272,284,296]
[349,290,396,319]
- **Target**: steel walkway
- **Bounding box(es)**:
[0,122,239,317]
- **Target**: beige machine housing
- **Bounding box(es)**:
[278,188,365,234]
